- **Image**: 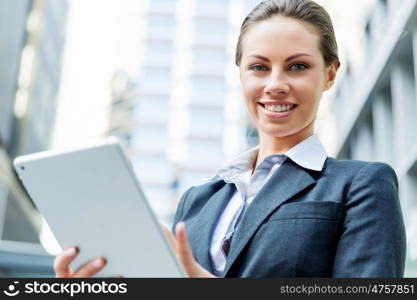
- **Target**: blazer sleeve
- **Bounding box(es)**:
[332,162,407,277]
[171,187,194,235]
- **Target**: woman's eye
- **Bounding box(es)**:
[289,63,308,71]
[250,64,268,71]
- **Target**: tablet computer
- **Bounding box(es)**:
[13,137,185,278]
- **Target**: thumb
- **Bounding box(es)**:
[175,222,216,278]
[160,223,178,250]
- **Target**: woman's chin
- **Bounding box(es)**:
[258,126,299,139]
[256,119,314,140]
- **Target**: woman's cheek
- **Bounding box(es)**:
[243,74,263,95]
[292,84,318,107]
[298,75,322,96]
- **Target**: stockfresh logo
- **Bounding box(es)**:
[3,281,20,297]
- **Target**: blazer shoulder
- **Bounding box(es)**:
[176,179,227,216]
[325,157,396,176]
[186,179,227,199]
[324,157,398,193]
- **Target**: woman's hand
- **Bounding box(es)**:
[162,222,217,278]
[54,247,107,278]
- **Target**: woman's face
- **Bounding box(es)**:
[239,16,338,139]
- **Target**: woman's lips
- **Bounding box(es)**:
[258,103,297,119]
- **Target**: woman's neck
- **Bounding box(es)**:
[254,127,314,169]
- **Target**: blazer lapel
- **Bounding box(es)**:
[223,158,317,276]
[186,182,235,273]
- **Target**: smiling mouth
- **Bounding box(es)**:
[258,103,298,113]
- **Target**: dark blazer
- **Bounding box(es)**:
[172,157,406,277]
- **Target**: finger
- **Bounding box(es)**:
[161,223,178,250]
[175,223,217,278]
[73,257,107,278]
[54,247,78,278]
[175,222,197,273]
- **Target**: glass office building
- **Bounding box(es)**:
[331,0,417,276]
[107,0,256,225]
[0,0,68,276]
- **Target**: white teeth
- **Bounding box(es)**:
[264,104,295,112]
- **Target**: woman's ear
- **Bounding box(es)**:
[324,61,340,91]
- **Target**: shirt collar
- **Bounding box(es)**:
[215,146,259,181]
[209,134,327,182]
[284,134,327,171]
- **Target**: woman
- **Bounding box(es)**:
[54,0,406,278]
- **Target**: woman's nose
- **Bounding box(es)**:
[264,71,290,96]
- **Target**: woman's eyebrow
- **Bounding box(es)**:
[247,53,313,62]
[247,54,270,62]
[285,53,312,62]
